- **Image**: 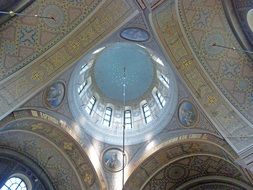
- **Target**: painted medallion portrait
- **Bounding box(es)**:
[178,101,197,127]
[102,148,127,172]
[44,81,65,109]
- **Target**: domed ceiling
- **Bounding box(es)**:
[94,43,154,102]
[68,42,178,145]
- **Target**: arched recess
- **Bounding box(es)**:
[0,148,53,190]
[0,109,106,190]
[124,134,253,190]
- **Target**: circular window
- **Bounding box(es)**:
[68,42,178,145]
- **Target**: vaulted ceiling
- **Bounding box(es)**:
[0,0,252,190]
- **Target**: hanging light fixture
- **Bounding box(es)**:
[0,10,55,20]
[122,67,126,190]
[212,43,253,54]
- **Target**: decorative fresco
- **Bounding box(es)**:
[152,0,253,152]
[0,0,136,122]
[177,0,253,123]
[120,27,149,42]
[143,155,249,190]
[102,148,127,172]
[44,81,65,109]
[0,0,102,81]
[0,116,102,189]
[178,100,197,127]
[125,135,243,190]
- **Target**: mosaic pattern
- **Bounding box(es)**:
[120,27,149,42]
[102,148,127,172]
[44,81,65,109]
[178,100,197,127]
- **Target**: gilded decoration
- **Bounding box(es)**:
[0,0,136,121]
[0,110,104,189]
[178,0,253,123]
[151,0,253,152]
[143,155,250,190]
[0,0,102,80]
[125,136,248,190]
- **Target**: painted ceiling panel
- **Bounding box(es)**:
[0,0,102,81]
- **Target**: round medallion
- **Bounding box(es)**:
[204,33,225,57]
[178,101,197,127]
[42,5,65,28]
[165,164,189,182]
[120,27,149,42]
[102,148,127,172]
[44,81,65,109]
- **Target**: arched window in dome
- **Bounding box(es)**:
[78,80,87,95]
[155,90,166,108]
[159,74,169,88]
[151,54,164,66]
[142,103,152,124]
[85,96,96,115]
[124,110,132,129]
[79,62,88,75]
[103,107,112,126]
[1,177,27,190]
[79,59,93,75]
[92,46,105,54]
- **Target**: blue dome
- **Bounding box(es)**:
[94,43,154,102]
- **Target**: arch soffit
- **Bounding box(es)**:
[149,0,253,154]
[125,134,249,190]
[0,109,106,190]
